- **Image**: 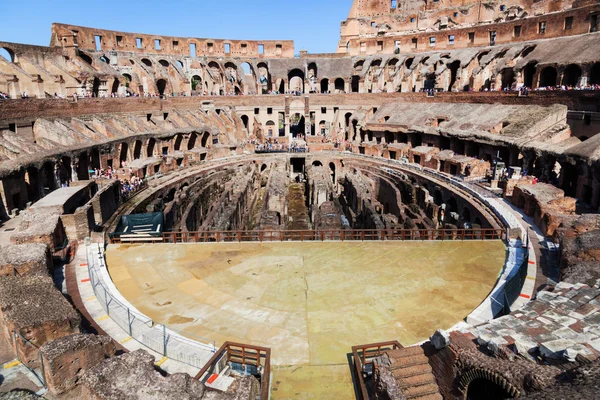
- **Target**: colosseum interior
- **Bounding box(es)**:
[0,0,599,399]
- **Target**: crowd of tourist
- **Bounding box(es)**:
[91,166,145,200]
[0,91,9,100]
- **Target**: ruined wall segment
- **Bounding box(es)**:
[338,0,600,54]
[51,23,295,58]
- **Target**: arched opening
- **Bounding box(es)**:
[405,57,414,69]
[290,113,305,138]
[462,207,471,222]
[99,56,109,64]
[59,156,72,185]
[539,66,557,87]
[266,120,275,137]
[241,115,249,130]
[146,138,156,157]
[351,75,360,92]
[319,120,326,135]
[288,69,305,93]
[241,62,252,76]
[466,378,513,400]
[111,78,120,95]
[312,161,323,167]
[320,78,329,93]
[42,162,57,192]
[329,162,336,183]
[257,62,270,93]
[260,164,268,173]
[141,58,152,67]
[159,59,169,67]
[0,47,16,63]
[89,148,101,170]
[447,197,458,214]
[92,77,100,97]
[156,79,167,96]
[122,74,132,91]
[354,60,365,71]
[191,75,202,92]
[448,60,461,91]
[176,60,184,69]
[201,132,211,147]
[174,134,183,151]
[589,63,600,85]
[518,45,536,58]
[79,52,93,65]
[434,190,443,206]
[334,78,345,92]
[562,64,582,87]
[523,62,537,88]
[133,140,142,159]
[119,143,129,166]
[501,68,516,90]
[187,133,197,150]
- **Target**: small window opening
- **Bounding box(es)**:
[136,38,143,49]
[155,39,161,50]
[258,44,264,55]
[94,35,102,51]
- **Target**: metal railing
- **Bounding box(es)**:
[352,341,403,400]
[85,244,217,369]
[195,341,271,400]
[110,228,505,244]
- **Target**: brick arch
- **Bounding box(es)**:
[458,367,520,399]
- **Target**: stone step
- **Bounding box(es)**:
[389,354,429,369]
[410,394,443,400]
[403,383,440,399]
[397,373,437,389]
[392,363,433,379]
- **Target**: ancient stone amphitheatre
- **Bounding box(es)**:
[0,1,600,399]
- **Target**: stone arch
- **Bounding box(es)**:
[589,62,600,85]
[174,134,183,151]
[79,52,93,65]
[265,120,275,137]
[201,132,211,147]
[99,56,109,64]
[354,60,365,71]
[91,77,100,97]
[433,190,443,206]
[141,58,152,67]
[459,368,519,399]
[89,148,101,170]
[241,115,249,130]
[111,78,120,95]
[146,138,156,157]
[0,47,16,63]
[257,62,270,93]
[312,160,323,167]
[119,142,129,166]
[448,60,461,91]
[523,62,537,88]
[405,57,414,69]
[447,197,458,213]
[191,75,202,92]
[562,64,582,87]
[334,78,345,92]
[539,66,558,87]
[156,79,168,96]
[288,69,305,93]
[501,68,516,90]
[133,140,143,159]
[187,132,197,150]
[320,78,329,93]
[159,59,169,67]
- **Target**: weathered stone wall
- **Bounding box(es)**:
[0,244,51,277]
[40,334,116,396]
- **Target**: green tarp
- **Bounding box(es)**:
[110,212,164,238]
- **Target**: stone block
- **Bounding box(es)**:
[0,243,52,277]
[540,339,576,359]
[0,276,80,368]
[40,334,116,395]
[430,329,451,350]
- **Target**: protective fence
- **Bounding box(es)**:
[86,244,217,369]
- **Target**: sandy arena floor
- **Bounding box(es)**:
[106,241,505,399]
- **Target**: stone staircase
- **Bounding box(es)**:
[385,347,442,400]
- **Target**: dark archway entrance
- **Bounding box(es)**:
[92,77,100,97]
[590,62,600,85]
[290,114,306,138]
[448,60,461,91]
[523,62,537,88]
[156,79,167,96]
[320,79,329,93]
[288,69,305,93]
[562,64,582,87]
[351,76,360,92]
[539,67,557,88]
[466,378,513,400]
[501,68,515,90]
[334,78,345,92]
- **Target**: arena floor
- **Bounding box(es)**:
[106,241,505,399]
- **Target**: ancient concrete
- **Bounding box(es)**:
[0,276,80,368]
[0,244,51,277]
[40,334,116,395]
